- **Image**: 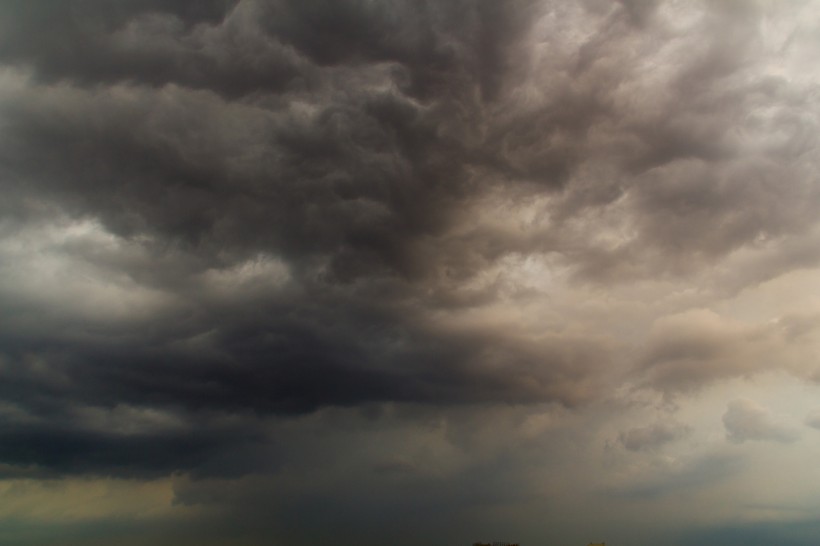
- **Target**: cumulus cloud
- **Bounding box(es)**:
[723,399,799,444]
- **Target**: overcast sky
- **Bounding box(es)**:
[2,1,820,545]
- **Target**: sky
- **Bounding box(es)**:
[1,0,820,545]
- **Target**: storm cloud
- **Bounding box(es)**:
[2,1,820,545]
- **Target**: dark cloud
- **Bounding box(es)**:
[0,0,604,478]
[0,414,269,479]
[1,7,820,544]
[0,1,270,96]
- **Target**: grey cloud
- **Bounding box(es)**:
[550,2,820,282]
[615,0,659,26]
[0,0,819,488]
[0,61,486,284]
[5,0,818,286]
[0,416,269,479]
[635,306,820,394]
[0,0,535,102]
[618,421,690,452]
[637,309,767,393]
[804,411,820,430]
[0,1,282,97]
[606,452,739,500]
[0,264,614,476]
[723,399,799,444]
[0,0,594,428]
[776,312,820,343]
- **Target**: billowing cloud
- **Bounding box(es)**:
[2,1,820,544]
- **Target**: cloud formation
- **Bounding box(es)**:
[619,421,691,452]
[2,1,820,545]
[723,399,799,444]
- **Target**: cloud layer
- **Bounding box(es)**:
[2,1,820,545]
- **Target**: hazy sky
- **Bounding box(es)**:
[2,1,820,545]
